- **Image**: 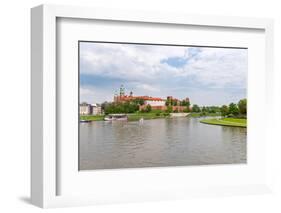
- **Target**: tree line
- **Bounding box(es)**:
[101,101,140,114]
[191,98,247,118]
[101,97,247,117]
[220,99,247,118]
[165,99,190,107]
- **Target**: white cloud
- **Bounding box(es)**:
[181,48,247,88]
[80,42,247,105]
[80,86,113,104]
[80,43,186,81]
[135,83,160,92]
[81,43,246,88]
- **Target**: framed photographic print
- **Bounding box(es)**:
[31,4,274,208]
[78,41,248,170]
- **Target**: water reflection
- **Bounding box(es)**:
[79,117,247,170]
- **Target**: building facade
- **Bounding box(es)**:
[80,103,91,115]
[80,103,102,115]
[91,104,102,115]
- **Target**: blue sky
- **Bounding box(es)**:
[80,42,247,106]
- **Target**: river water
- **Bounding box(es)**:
[79,117,246,170]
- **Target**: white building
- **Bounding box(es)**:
[144,99,166,107]
[80,103,91,115]
[91,104,102,115]
[80,103,103,115]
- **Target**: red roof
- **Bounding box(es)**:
[137,96,164,101]
[118,95,165,101]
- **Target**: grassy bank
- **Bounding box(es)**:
[80,115,104,121]
[189,112,221,118]
[200,118,247,128]
[80,112,170,121]
[127,112,170,121]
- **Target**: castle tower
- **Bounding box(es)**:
[120,84,125,97]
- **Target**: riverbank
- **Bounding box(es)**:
[188,112,221,118]
[80,115,104,121]
[80,112,171,122]
[200,118,247,128]
[128,112,170,121]
[81,112,225,122]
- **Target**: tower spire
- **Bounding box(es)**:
[120,84,125,96]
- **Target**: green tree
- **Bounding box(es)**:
[133,98,144,106]
[192,104,201,113]
[146,104,152,112]
[166,105,173,113]
[220,105,229,117]
[183,107,190,113]
[104,102,139,114]
[207,106,218,113]
[165,99,170,106]
[181,100,191,112]
[228,103,239,116]
[238,98,247,115]
[202,106,207,113]
[172,99,178,106]
[101,101,109,111]
[186,101,190,110]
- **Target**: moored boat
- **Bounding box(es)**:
[104,114,128,121]
[80,120,91,123]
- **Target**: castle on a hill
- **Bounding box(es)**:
[113,85,190,112]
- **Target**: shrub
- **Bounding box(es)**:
[227,113,234,118]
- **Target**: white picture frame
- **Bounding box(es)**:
[31,4,274,208]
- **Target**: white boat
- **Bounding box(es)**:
[104,114,128,121]
[80,120,91,123]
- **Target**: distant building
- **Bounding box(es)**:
[143,97,166,107]
[80,103,103,115]
[80,102,91,115]
[91,104,102,115]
